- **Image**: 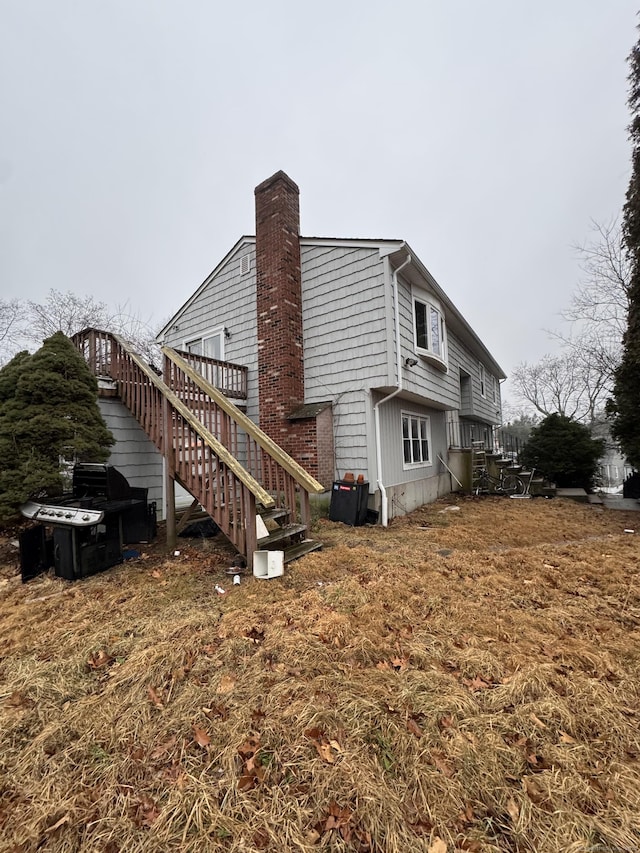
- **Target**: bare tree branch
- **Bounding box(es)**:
[0,299,29,365]
[0,290,162,366]
[516,218,630,425]
[510,353,610,423]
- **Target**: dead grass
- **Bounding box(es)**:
[1,496,640,852]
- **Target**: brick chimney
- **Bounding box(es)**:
[254,171,334,487]
[255,171,305,448]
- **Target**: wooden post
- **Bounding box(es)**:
[300,489,310,528]
[165,466,177,551]
[244,487,258,570]
[163,395,177,552]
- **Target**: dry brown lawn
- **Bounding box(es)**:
[1,495,640,853]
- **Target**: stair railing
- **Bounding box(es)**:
[162,347,325,528]
[72,328,274,560]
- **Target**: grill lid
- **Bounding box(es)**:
[72,464,133,500]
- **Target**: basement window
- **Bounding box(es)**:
[402,411,432,468]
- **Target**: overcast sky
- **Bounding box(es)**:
[1,1,636,402]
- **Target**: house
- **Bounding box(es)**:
[156,170,506,523]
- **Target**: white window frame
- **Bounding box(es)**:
[479,363,486,398]
[490,373,497,403]
[183,327,225,361]
[412,291,447,368]
[401,410,432,469]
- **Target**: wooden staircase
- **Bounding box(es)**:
[73,329,324,568]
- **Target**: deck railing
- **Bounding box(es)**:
[448,419,524,461]
[72,328,272,560]
[163,347,324,527]
[172,349,248,399]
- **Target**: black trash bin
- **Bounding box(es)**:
[329,479,369,526]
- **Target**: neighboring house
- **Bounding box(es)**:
[591,417,633,491]
[155,171,505,522]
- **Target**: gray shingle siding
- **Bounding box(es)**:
[98,398,164,517]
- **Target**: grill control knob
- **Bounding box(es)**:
[82,514,90,521]
[56,511,64,517]
[65,512,72,518]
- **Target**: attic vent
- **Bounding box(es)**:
[240,255,251,275]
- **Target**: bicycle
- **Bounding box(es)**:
[473,465,526,496]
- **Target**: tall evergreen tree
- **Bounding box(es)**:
[609,27,640,469]
[0,332,114,523]
[520,413,605,491]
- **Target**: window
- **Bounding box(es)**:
[490,374,497,403]
[402,412,431,468]
[184,329,224,361]
[413,293,447,363]
[479,363,486,398]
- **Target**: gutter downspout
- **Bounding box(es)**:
[374,250,412,526]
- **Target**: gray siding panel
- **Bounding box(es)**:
[302,245,389,400]
[376,394,448,488]
[98,398,164,516]
[329,390,369,481]
[448,334,502,423]
[163,243,260,422]
[397,276,463,410]
[300,245,389,484]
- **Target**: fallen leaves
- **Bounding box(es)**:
[192,726,211,748]
[312,801,373,848]
[462,675,492,692]
[304,727,343,764]
[559,730,578,744]
[406,718,424,738]
[216,674,236,694]
[431,750,454,778]
[523,776,551,809]
[376,655,409,672]
[202,703,229,721]
[237,733,265,791]
[147,685,164,710]
[148,735,176,761]
[129,794,160,828]
[506,796,520,822]
[5,690,32,709]
[86,649,114,670]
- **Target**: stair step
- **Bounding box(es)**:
[259,507,291,523]
[259,523,307,547]
[284,539,323,563]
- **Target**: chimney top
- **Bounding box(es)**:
[254,170,299,196]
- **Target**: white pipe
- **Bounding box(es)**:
[374,251,412,526]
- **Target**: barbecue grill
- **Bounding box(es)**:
[19,463,156,582]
